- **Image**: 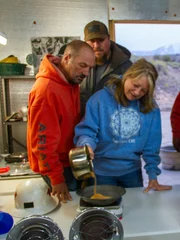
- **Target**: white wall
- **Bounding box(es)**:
[0,0,108,65]
[109,0,180,20]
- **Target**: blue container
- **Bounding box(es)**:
[0,211,14,234]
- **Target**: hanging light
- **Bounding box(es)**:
[0,30,7,45]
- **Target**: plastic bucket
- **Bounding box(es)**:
[0,63,26,76]
[0,211,14,234]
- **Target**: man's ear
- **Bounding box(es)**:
[64,53,71,64]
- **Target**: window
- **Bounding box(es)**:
[110,20,180,146]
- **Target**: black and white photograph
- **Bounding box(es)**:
[31,36,80,74]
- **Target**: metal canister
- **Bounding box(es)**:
[69,145,94,180]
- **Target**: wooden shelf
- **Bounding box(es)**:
[4,121,27,125]
[0,75,35,79]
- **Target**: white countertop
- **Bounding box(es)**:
[0,179,180,240]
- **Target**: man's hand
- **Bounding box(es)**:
[143,179,172,193]
[51,183,72,203]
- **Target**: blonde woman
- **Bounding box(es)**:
[74,58,172,192]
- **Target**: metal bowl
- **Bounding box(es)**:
[160,145,180,170]
[6,215,64,240]
[69,208,124,240]
[69,145,94,180]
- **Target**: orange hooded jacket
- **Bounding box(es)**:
[27,55,81,185]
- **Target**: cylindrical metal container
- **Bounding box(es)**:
[160,145,180,170]
[69,145,94,180]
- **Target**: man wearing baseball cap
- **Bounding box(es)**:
[80,20,132,116]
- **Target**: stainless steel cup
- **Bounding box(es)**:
[69,145,94,180]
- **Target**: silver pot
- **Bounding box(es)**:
[69,145,94,180]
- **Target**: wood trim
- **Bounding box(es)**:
[110,20,180,24]
[109,20,115,41]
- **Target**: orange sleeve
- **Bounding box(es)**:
[28,103,65,185]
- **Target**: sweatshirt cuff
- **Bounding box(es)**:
[49,173,65,185]
[148,172,157,180]
[76,140,96,151]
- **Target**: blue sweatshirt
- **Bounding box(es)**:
[74,86,161,180]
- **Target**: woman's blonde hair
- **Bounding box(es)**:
[107,58,158,113]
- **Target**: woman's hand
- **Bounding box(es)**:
[87,145,94,160]
[143,179,172,193]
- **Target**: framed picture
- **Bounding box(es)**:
[30,36,80,74]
